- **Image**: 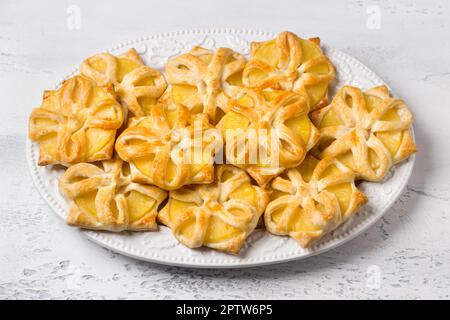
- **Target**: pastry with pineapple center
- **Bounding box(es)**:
[59,156,167,231]
[158,165,268,254]
[265,155,367,247]
[242,31,335,110]
[218,88,320,187]
[28,75,124,166]
[80,48,167,117]
[165,46,246,123]
[115,102,222,190]
[310,85,417,182]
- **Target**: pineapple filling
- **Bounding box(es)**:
[367,95,403,158]
[177,216,196,239]
[168,198,194,223]
[133,155,156,177]
[226,71,243,86]
[299,38,321,62]
[247,69,269,86]
[285,115,312,145]
[228,182,256,206]
[135,76,155,87]
[270,189,289,201]
[262,90,281,101]
[377,131,402,157]
[221,111,250,131]
[85,128,115,157]
[169,198,195,238]
[337,152,355,170]
[236,93,255,107]
[136,97,157,115]
[172,84,198,106]
[291,208,320,232]
[328,142,378,172]
[39,133,58,158]
[74,190,98,218]
[320,163,341,178]
[126,190,156,222]
[301,38,330,107]
[116,58,140,82]
[320,106,342,127]
[270,207,285,224]
[376,108,403,157]
[326,183,351,213]
[253,40,278,67]
[136,116,155,128]
[204,216,241,243]
[247,40,277,85]
[305,84,328,108]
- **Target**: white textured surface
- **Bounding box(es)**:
[1,0,449,299]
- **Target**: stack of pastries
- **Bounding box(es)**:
[28,31,417,254]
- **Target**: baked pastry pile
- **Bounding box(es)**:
[28,31,417,254]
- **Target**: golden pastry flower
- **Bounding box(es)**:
[158,165,268,254]
[265,155,367,247]
[165,46,246,123]
[218,88,320,187]
[59,156,167,231]
[29,75,124,165]
[115,102,222,190]
[243,31,335,110]
[311,85,417,181]
[80,48,167,116]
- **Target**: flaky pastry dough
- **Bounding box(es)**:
[166,46,246,122]
[311,85,417,181]
[218,88,320,187]
[115,102,222,190]
[243,31,335,110]
[158,165,268,254]
[29,75,124,165]
[265,155,367,247]
[81,48,167,116]
[59,156,167,231]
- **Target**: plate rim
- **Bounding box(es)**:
[26,27,416,268]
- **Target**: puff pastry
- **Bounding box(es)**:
[265,155,367,247]
[242,31,335,110]
[218,88,320,186]
[115,102,222,190]
[59,156,167,231]
[29,75,124,166]
[158,165,268,253]
[166,46,246,123]
[311,85,417,182]
[80,48,167,116]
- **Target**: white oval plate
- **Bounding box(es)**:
[26,29,415,268]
